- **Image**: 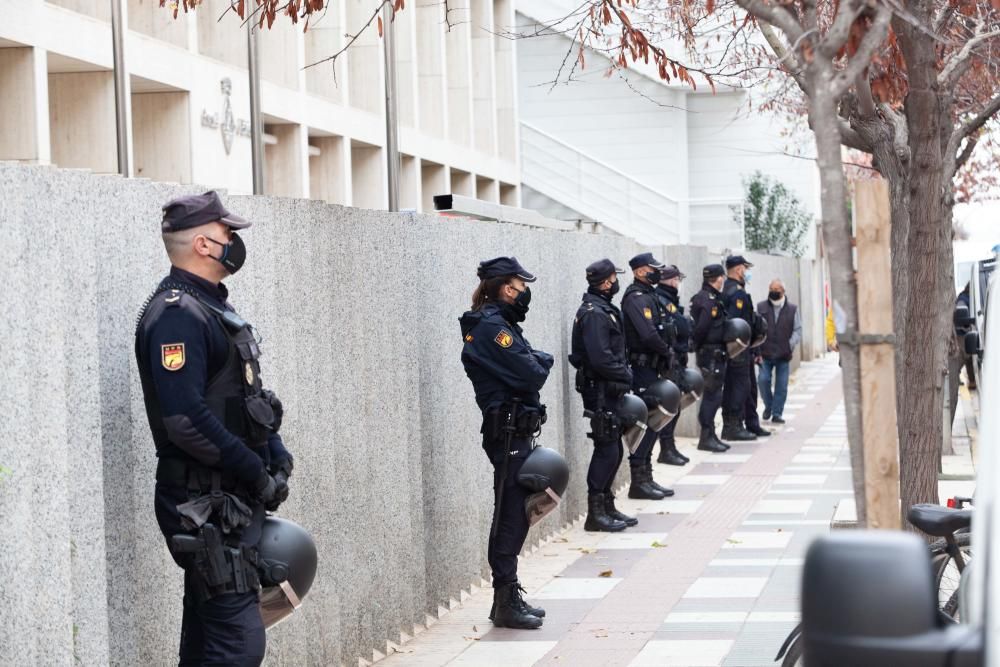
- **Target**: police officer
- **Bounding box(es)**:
[721,256,759,442]
[569,259,638,532]
[621,253,675,500]
[691,264,731,453]
[135,191,293,666]
[655,265,691,466]
[459,257,552,630]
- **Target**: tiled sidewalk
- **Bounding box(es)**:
[381,357,847,667]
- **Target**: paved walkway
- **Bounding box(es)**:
[381,358,849,666]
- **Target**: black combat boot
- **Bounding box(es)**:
[645,462,675,497]
[721,414,757,441]
[514,583,546,618]
[605,493,638,527]
[747,422,771,437]
[698,427,729,452]
[492,583,543,629]
[657,437,689,466]
[585,493,628,532]
[628,463,666,500]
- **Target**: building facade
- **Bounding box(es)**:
[0,0,520,211]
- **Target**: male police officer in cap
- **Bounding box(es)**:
[620,252,675,500]
[135,191,293,666]
[691,264,731,453]
[721,256,762,441]
[459,256,552,630]
[655,265,692,466]
[569,259,639,532]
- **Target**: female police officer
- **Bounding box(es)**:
[459,256,553,630]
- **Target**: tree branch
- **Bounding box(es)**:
[820,0,867,58]
[949,91,1000,163]
[758,21,810,95]
[735,0,805,45]
[833,4,894,98]
[955,135,979,173]
[939,21,1000,89]
[855,71,876,118]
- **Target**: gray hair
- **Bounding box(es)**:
[161,227,200,261]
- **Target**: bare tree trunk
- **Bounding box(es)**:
[810,74,867,524]
[896,15,945,519]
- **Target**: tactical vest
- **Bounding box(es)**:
[138,283,276,454]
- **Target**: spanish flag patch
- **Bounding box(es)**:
[495,330,514,348]
[643,307,653,320]
[161,343,186,371]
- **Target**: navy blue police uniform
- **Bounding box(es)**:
[690,264,730,451]
[655,266,693,463]
[620,253,675,499]
[569,259,636,530]
[135,192,292,666]
[721,256,757,440]
[459,258,553,608]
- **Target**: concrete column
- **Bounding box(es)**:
[351,140,386,209]
[400,154,420,211]
[345,0,381,114]
[470,0,497,156]
[500,182,519,207]
[450,167,474,196]
[0,47,50,164]
[264,123,306,197]
[309,135,350,205]
[415,0,447,139]
[493,0,517,162]
[132,91,192,183]
[475,175,499,203]
[445,0,473,148]
[421,160,447,212]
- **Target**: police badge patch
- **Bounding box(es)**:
[495,330,514,348]
[711,307,718,318]
[667,303,677,313]
[245,362,255,385]
[643,307,653,320]
[736,298,744,309]
[161,343,185,371]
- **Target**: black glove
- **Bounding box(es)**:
[253,470,277,506]
[266,471,290,511]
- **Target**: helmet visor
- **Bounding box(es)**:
[680,388,701,410]
[727,339,749,357]
[525,487,562,527]
[622,421,647,454]
[646,403,677,433]
[260,580,304,629]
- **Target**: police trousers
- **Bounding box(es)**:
[581,386,625,495]
[722,358,751,418]
[484,435,532,588]
[154,483,266,667]
[629,366,661,465]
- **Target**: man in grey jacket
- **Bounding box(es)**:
[756,279,802,424]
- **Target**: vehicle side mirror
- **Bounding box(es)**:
[802,532,982,666]
[954,304,974,327]
[964,330,980,356]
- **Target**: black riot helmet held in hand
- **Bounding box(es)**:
[723,318,752,357]
[678,368,705,410]
[517,446,571,526]
[750,313,768,349]
[257,517,319,629]
[642,379,682,432]
[617,393,649,454]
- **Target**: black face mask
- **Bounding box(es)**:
[768,290,783,301]
[645,270,662,285]
[510,285,531,321]
[206,232,247,275]
[608,280,621,297]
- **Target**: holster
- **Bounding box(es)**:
[485,402,545,441]
[628,352,660,369]
[170,523,261,602]
[697,346,727,392]
[583,408,621,444]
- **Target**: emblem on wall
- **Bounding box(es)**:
[201,78,251,155]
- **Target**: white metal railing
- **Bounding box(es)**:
[520,121,745,250]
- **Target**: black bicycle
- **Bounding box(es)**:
[774,497,973,667]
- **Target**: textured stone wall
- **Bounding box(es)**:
[0,164,820,666]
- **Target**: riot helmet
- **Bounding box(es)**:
[642,379,682,432]
[258,517,319,629]
[618,393,649,454]
[723,318,752,357]
[679,368,705,410]
[750,313,768,348]
[518,447,571,527]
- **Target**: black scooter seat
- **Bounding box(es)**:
[907,504,972,537]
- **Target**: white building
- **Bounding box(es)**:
[514,2,821,250]
[0,0,520,211]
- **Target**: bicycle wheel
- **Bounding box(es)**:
[931,532,971,621]
[781,634,804,667]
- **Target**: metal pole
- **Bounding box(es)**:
[248,22,265,194]
[383,3,400,211]
[110,0,130,176]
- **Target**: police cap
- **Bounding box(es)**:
[703,264,725,280]
[586,258,625,284]
[477,256,537,282]
[628,252,666,270]
[162,191,251,233]
[662,265,685,280]
[725,255,754,269]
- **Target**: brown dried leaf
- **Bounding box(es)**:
[598,569,613,577]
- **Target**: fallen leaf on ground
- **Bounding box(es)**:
[472,626,478,632]
[598,569,613,577]
[554,537,569,543]
[726,538,742,544]
[577,547,596,554]
[651,540,668,548]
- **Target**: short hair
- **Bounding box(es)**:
[161,227,199,261]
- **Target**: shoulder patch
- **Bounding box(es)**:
[643,307,653,320]
[494,330,514,348]
[736,298,744,310]
[464,334,473,343]
[667,303,677,313]
[711,306,718,318]
[161,343,186,371]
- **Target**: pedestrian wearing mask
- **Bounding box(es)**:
[756,279,802,424]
